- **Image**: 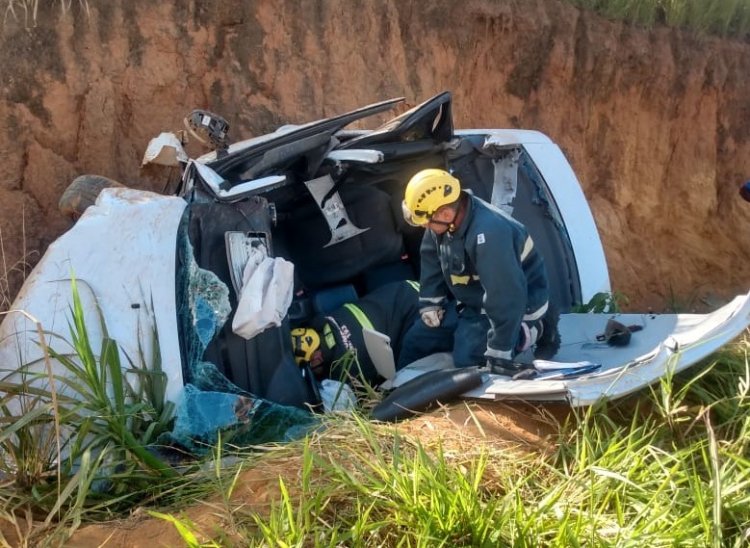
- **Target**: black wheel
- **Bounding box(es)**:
[58,175,126,220]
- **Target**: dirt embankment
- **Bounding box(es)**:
[0,0,749,311]
[65,400,563,547]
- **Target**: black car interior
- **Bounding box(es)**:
[176,92,582,409]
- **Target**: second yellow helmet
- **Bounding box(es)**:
[291,327,321,365]
[402,169,461,226]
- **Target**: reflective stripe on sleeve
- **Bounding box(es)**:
[523,301,548,322]
[520,235,534,262]
[343,303,374,330]
[323,322,336,349]
[450,274,471,285]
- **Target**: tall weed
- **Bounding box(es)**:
[0,221,36,313]
[32,277,178,478]
[236,336,750,546]
[0,277,183,543]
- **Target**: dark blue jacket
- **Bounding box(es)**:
[322,280,420,384]
[418,193,549,359]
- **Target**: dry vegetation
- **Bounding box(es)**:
[1,312,749,545]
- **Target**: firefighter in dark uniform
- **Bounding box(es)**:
[398,168,560,376]
[291,280,420,386]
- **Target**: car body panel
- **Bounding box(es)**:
[202,97,405,177]
[463,293,750,404]
[524,141,611,302]
[0,189,186,403]
[455,129,610,302]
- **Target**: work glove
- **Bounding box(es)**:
[420,306,444,328]
[515,321,545,354]
[516,322,539,354]
[516,322,532,353]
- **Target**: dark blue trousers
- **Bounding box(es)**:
[396,302,490,369]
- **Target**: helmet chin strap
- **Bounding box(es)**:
[428,199,462,232]
[428,218,455,231]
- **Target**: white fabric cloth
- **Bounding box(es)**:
[231,248,294,339]
[141,132,188,166]
[319,380,358,412]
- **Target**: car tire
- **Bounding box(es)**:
[58,174,126,219]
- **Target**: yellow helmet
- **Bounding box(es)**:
[402,169,461,226]
[291,327,321,365]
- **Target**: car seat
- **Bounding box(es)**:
[312,284,358,315]
[276,185,404,288]
[180,197,315,408]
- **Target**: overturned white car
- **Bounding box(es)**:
[1,92,748,434]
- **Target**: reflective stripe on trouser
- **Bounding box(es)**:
[406,280,420,292]
[484,346,513,361]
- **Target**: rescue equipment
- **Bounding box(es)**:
[596,319,643,347]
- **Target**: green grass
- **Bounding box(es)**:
[568,0,750,38]
[0,278,201,545]
[571,291,628,313]
[153,334,750,547]
[2,276,749,546]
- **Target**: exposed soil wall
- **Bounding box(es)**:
[1,0,749,311]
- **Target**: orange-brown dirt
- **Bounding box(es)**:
[65,401,565,547]
[0,0,748,311]
[0,401,565,546]
[0,0,749,545]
